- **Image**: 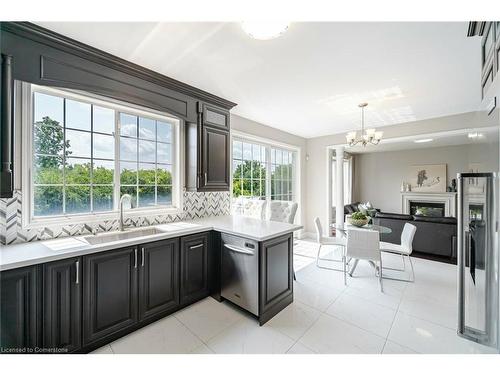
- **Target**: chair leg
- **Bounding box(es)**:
[343,255,347,286]
[379,259,384,293]
[408,255,415,282]
[315,244,322,266]
[293,270,297,281]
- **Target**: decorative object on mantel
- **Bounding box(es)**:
[447,178,457,192]
[346,103,383,147]
[407,164,446,193]
[400,181,412,192]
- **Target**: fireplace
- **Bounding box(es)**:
[401,192,456,217]
[409,201,445,217]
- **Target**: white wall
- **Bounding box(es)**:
[304,111,499,233]
[353,143,499,213]
[230,114,307,232]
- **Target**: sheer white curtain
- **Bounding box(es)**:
[331,151,354,223]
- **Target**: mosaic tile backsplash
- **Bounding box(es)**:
[0,190,231,245]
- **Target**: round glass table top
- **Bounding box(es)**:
[332,223,392,234]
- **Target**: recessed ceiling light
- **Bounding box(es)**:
[241,21,290,40]
[414,138,433,143]
[468,132,484,139]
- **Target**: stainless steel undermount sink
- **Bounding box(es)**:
[81,228,163,245]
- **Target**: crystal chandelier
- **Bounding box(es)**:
[346,103,383,147]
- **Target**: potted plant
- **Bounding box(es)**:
[347,212,369,227]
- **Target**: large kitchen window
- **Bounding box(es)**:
[232,138,297,202]
[26,85,181,222]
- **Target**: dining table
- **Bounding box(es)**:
[331,222,392,276]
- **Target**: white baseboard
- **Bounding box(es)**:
[297,231,315,240]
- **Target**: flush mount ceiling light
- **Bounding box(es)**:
[414,138,434,143]
[346,103,383,147]
[468,132,484,139]
[241,21,290,40]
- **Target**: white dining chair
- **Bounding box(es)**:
[268,200,298,224]
[345,228,383,291]
[242,199,267,220]
[268,201,299,280]
[379,223,417,282]
[314,217,346,271]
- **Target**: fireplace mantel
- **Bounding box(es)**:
[401,192,457,217]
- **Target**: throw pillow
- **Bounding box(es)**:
[358,203,368,215]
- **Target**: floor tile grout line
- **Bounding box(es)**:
[173,301,246,351]
[391,309,458,333]
[286,307,323,354]
[321,309,393,343]
[381,277,404,354]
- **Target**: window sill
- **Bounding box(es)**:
[23,206,184,230]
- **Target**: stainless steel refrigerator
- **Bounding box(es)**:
[457,172,499,351]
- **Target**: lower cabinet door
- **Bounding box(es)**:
[0,266,40,351]
[138,238,180,321]
[180,232,210,304]
[42,257,81,353]
[83,247,138,346]
[259,233,293,323]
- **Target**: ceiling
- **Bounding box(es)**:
[36,22,481,138]
[346,126,499,154]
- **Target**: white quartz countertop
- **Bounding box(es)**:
[0,215,302,271]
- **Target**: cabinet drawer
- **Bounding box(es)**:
[203,103,230,129]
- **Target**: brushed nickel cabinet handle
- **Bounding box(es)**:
[141,247,145,267]
[75,260,80,284]
[134,249,138,269]
[189,244,203,250]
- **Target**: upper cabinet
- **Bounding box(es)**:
[203,103,230,130]
[470,21,500,100]
[185,102,231,192]
[0,22,237,198]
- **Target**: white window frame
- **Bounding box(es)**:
[230,130,301,207]
[21,83,184,229]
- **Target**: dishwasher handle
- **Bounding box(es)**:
[223,243,255,256]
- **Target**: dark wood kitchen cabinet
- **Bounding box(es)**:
[185,102,231,192]
[201,126,231,190]
[259,233,294,325]
[138,239,180,321]
[42,257,81,353]
[0,265,40,351]
[180,232,210,304]
[202,103,230,130]
[82,247,138,346]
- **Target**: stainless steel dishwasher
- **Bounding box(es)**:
[221,233,259,315]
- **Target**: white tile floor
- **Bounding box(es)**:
[91,239,498,354]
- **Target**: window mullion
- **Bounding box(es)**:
[90,105,94,213]
[62,98,66,214]
[265,146,271,202]
[114,110,120,210]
